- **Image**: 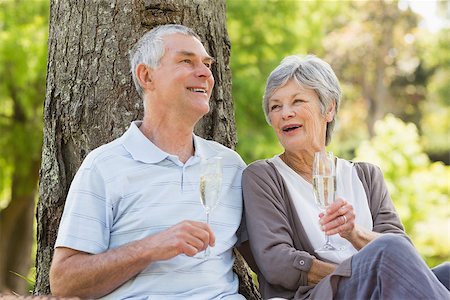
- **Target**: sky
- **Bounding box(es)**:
[401,0,450,32]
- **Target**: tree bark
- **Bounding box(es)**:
[35,1,259,299]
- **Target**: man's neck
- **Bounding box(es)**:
[139,117,195,164]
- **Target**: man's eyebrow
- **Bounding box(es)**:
[176,50,215,63]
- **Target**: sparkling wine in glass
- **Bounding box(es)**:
[313,151,342,252]
[199,156,222,258]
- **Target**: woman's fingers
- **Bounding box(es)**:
[323,213,355,236]
[319,198,355,235]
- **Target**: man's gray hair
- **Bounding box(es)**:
[263,55,341,145]
[129,24,201,99]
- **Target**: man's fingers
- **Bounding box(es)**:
[174,220,215,253]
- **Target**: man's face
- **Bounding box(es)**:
[148,33,215,122]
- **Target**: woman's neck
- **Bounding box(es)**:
[280,150,314,183]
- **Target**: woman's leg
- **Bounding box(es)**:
[335,234,449,300]
[432,262,450,291]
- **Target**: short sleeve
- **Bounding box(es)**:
[55,164,112,254]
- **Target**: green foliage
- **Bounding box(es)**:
[417,28,450,155]
[0,1,48,292]
[10,268,36,294]
[0,0,48,201]
[227,0,347,163]
[355,115,450,265]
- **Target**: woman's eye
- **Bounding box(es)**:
[182,59,192,64]
[294,99,305,104]
[270,105,280,111]
[204,62,212,69]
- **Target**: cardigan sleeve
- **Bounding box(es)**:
[355,162,406,234]
[242,161,315,291]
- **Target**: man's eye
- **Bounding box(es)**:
[204,63,212,69]
[182,59,192,64]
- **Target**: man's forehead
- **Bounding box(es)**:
[174,50,214,62]
[163,34,210,54]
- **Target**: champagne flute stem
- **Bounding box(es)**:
[205,210,211,257]
[325,233,331,245]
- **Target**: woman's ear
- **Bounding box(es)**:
[136,63,154,91]
[325,100,336,122]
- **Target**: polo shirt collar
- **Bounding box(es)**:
[193,134,220,160]
[122,121,168,164]
[122,121,220,164]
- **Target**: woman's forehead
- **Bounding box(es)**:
[269,80,316,100]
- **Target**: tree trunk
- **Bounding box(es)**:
[0,160,38,294]
[35,1,259,299]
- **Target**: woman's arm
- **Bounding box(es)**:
[307,259,337,285]
[318,198,381,250]
[243,162,315,290]
[319,163,406,250]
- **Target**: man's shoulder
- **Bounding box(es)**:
[199,138,246,166]
[80,136,127,169]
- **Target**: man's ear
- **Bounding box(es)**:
[136,63,154,91]
[326,100,336,122]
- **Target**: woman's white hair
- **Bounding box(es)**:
[263,55,341,145]
[129,24,201,99]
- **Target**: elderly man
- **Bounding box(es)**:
[49,24,247,299]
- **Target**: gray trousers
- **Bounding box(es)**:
[335,234,450,300]
[432,262,450,291]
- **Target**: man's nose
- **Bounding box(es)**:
[196,63,213,78]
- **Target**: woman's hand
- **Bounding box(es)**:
[319,198,355,240]
[319,198,381,249]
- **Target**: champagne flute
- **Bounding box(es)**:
[199,156,223,258]
[312,151,343,252]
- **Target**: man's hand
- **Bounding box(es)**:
[148,220,216,260]
[50,220,215,298]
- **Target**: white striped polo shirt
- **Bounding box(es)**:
[55,121,247,299]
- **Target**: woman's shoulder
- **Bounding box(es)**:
[352,161,381,172]
[352,160,385,182]
[243,158,286,186]
[245,159,275,174]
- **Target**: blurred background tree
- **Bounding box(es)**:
[0,0,448,294]
[0,0,48,294]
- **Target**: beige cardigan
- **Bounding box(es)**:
[242,160,407,300]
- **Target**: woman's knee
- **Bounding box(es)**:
[371,233,410,249]
[432,262,450,291]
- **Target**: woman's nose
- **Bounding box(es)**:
[282,105,295,119]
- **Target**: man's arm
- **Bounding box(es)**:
[50,220,215,298]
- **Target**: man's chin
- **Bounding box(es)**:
[196,102,210,116]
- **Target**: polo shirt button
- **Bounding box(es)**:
[299,260,305,266]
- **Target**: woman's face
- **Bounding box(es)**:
[268,79,334,153]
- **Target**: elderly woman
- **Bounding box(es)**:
[242,55,449,299]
